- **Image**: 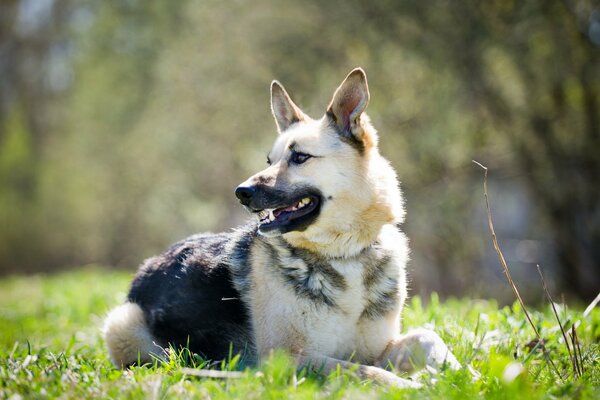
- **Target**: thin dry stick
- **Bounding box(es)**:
[575,326,584,374]
[569,327,581,376]
[472,160,563,381]
[571,324,585,375]
[536,264,578,378]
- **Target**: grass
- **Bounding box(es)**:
[0,267,598,399]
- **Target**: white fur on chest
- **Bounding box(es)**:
[299,259,366,359]
[250,227,407,363]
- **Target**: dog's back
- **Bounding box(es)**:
[104,229,255,366]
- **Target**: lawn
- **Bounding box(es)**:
[0,267,598,399]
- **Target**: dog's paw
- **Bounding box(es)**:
[379,328,460,374]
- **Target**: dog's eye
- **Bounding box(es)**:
[290,152,312,165]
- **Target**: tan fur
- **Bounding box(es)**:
[359,117,378,150]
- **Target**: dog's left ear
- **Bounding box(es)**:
[271,81,306,133]
[327,68,370,141]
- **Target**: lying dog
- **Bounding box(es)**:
[103,68,459,387]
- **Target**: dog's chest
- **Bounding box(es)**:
[251,240,404,359]
[298,259,368,354]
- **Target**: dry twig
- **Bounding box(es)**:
[472,160,563,381]
[536,264,579,378]
[570,324,585,376]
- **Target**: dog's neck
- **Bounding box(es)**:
[282,232,375,259]
[282,207,396,259]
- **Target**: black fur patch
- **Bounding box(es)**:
[359,243,399,320]
[128,230,255,363]
[361,250,392,290]
[360,282,400,319]
[275,241,347,307]
[290,247,348,291]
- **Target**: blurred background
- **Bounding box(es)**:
[0,0,598,303]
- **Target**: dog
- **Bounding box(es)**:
[103,68,459,388]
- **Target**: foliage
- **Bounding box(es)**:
[0,1,599,301]
[0,269,598,399]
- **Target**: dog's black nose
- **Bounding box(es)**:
[235,186,255,206]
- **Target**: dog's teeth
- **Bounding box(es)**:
[259,210,269,222]
[259,209,277,224]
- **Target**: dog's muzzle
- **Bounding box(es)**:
[234,184,323,234]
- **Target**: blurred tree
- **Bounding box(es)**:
[342,0,600,300]
[0,0,597,301]
[0,0,72,270]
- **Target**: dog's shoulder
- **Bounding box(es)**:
[125,227,259,361]
[128,225,258,304]
[358,224,408,320]
[131,232,227,284]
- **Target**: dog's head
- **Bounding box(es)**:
[236,68,404,257]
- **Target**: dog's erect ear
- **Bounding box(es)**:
[271,81,305,133]
[327,68,370,140]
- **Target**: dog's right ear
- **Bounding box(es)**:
[271,81,305,133]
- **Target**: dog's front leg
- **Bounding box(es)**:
[295,353,422,388]
[376,328,460,374]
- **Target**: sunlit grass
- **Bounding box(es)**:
[0,268,598,399]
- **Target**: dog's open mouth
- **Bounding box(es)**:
[256,195,320,233]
